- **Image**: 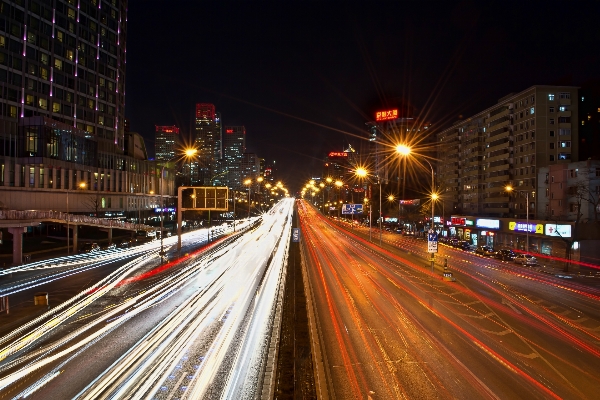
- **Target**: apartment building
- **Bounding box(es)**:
[437,85,579,220]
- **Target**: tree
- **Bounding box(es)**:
[85,193,101,217]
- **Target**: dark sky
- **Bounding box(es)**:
[124,0,599,190]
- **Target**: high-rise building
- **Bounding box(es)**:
[155,125,180,161]
[223,126,245,189]
[241,152,260,182]
[437,85,579,220]
[193,103,221,185]
[0,1,174,222]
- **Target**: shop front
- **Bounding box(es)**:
[475,218,501,248]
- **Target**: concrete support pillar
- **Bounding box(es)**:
[43,167,49,188]
[14,164,20,187]
[3,161,10,187]
[8,227,26,265]
[71,225,78,253]
[107,228,112,243]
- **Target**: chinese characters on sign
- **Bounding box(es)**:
[427,230,438,253]
[545,224,572,237]
[508,221,544,234]
[328,152,348,158]
[375,109,399,121]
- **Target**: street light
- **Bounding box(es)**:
[184,148,198,186]
[395,144,412,223]
[506,185,530,252]
[244,178,252,219]
[66,181,86,255]
[355,167,384,245]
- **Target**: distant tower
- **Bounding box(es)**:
[155,125,180,161]
[223,126,246,189]
[194,103,222,185]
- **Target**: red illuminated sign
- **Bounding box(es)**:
[328,152,347,158]
[375,109,398,121]
[155,125,180,134]
[226,129,234,133]
[451,217,466,225]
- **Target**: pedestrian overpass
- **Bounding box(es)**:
[0,209,154,265]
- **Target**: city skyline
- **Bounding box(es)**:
[124,1,599,190]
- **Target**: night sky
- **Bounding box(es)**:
[124,0,599,191]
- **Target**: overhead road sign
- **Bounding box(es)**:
[341,204,364,215]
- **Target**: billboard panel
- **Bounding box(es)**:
[179,186,229,211]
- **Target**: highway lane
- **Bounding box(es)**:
[0,200,293,399]
[299,200,600,399]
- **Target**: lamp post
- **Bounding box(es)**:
[244,178,252,219]
[506,185,529,252]
[396,144,411,223]
[67,181,86,255]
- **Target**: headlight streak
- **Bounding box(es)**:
[73,220,263,397]
[1,202,292,398]
[0,252,155,357]
[219,204,293,399]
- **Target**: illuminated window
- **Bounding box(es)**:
[98,115,104,125]
[40,67,48,80]
[67,8,75,19]
[582,121,585,126]
[548,94,555,101]
[560,141,571,148]
[0,35,5,47]
[27,32,36,44]
[40,53,49,65]
[558,153,571,160]
[38,98,47,110]
[66,49,74,61]
[530,107,534,114]
[26,95,34,105]
[559,106,566,112]
[56,30,63,42]
[88,99,94,109]
[54,58,62,70]
[52,102,60,112]
[99,77,105,87]
[9,106,17,118]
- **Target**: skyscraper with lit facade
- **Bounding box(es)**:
[0,1,174,222]
[193,103,221,185]
[155,125,180,161]
[222,126,245,189]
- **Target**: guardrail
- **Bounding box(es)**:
[0,209,151,231]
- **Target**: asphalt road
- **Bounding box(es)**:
[0,207,292,400]
[299,200,600,400]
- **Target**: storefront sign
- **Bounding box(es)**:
[508,221,544,234]
[155,207,176,213]
[476,218,500,229]
[545,224,572,238]
[400,199,420,205]
[451,217,465,225]
[465,229,471,240]
[465,219,474,226]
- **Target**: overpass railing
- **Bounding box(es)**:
[0,209,151,231]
